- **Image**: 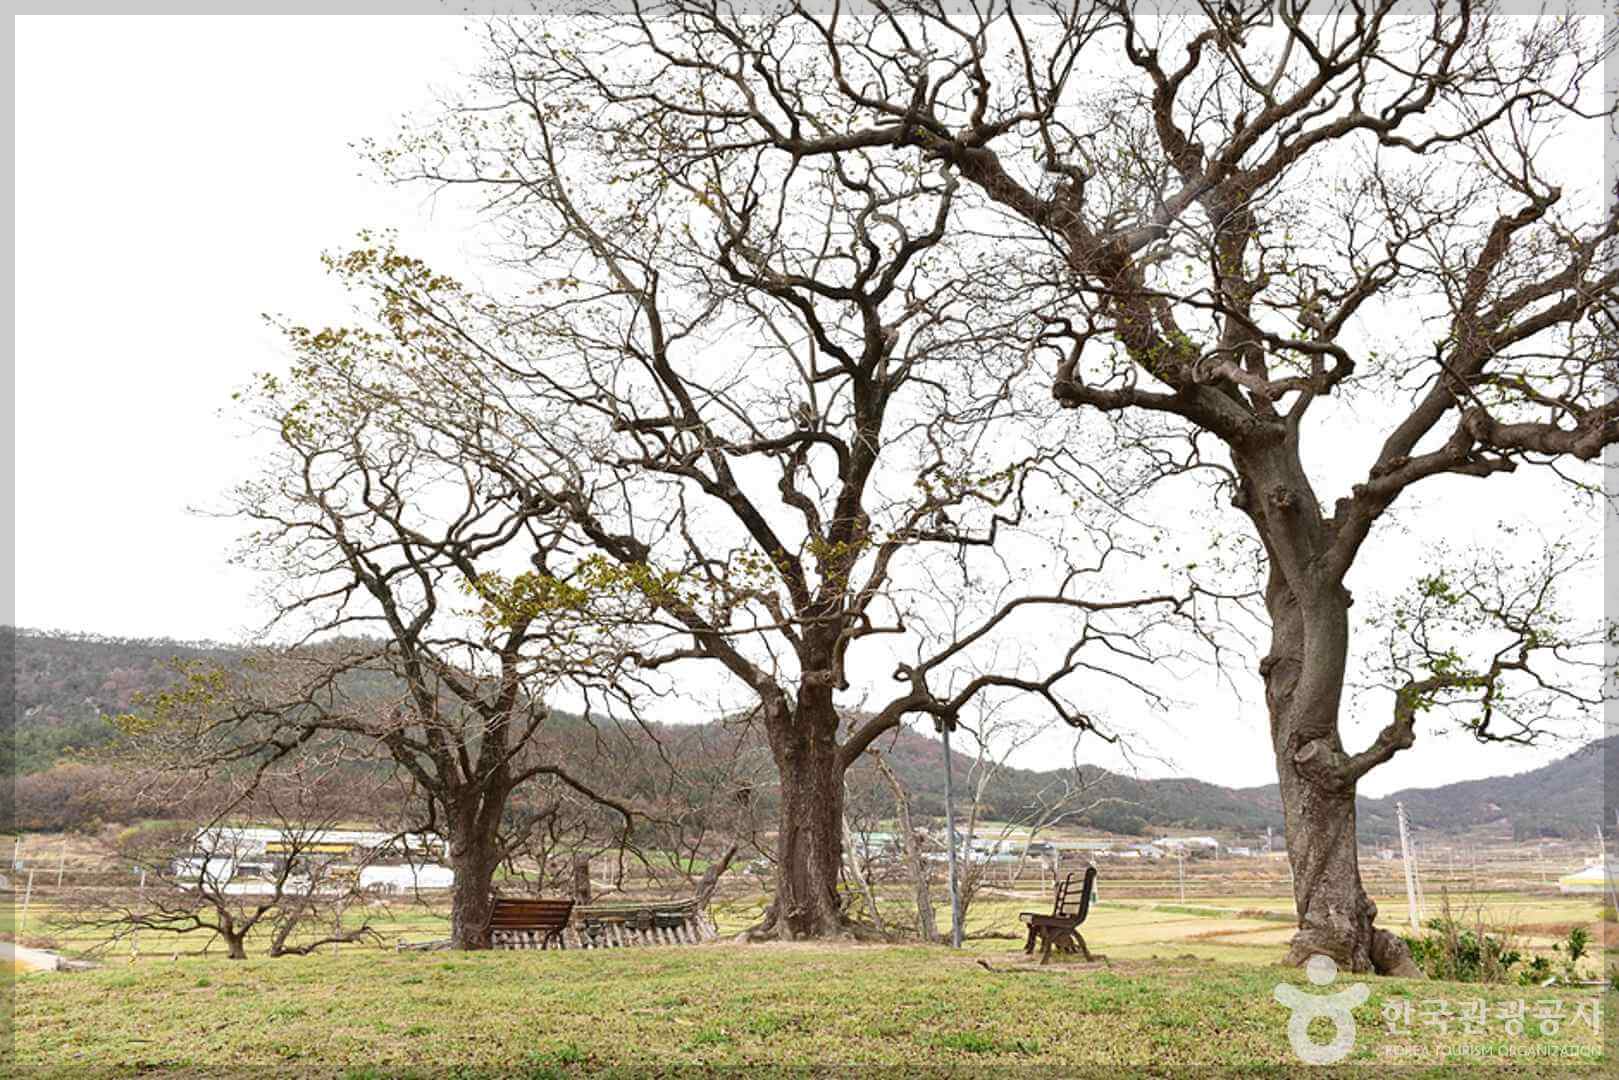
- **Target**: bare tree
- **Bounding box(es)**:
[950,698,1046,923]
[1000,759,1120,891]
[841,750,908,933]
[251,18,1225,940]
[120,637,633,950]
[488,768,635,901]
[949,705,1119,925]
[56,759,383,960]
[491,0,1618,971]
[588,720,771,901]
[870,748,939,942]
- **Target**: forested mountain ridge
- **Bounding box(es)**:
[7,628,1610,838]
[1358,738,1615,841]
[7,628,243,774]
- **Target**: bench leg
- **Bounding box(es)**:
[1023,925,1037,955]
[1072,932,1091,962]
[1039,932,1054,966]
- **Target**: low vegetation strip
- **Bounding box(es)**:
[14,945,1612,1078]
[1140,903,1296,923]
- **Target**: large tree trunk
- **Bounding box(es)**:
[222,928,249,960]
[1277,749,1377,967]
[763,700,847,939]
[446,807,503,950]
[1262,564,1422,977]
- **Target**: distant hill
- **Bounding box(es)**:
[6,628,1610,838]
[867,730,1613,841]
[1355,738,1616,841]
[6,628,241,774]
[861,725,1286,837]
[1210,739,1617,842]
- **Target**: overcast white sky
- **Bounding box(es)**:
[13,15,1607,798]
[16,15,482,636]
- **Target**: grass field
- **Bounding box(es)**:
[9,833,1614,1077]
[12,942,1614,1078]
[11,883,1617,1078]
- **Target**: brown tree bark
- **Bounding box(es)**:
[693,843,739,908]
[446,798,506,950]
[761,697,848,939]
[1274,732,1422,976]
[1257,554,1422,977]
[221,928,249,960]
[448,849,499,950]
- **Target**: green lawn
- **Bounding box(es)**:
[13,943,1613,1078]
[11,886,1612,1076]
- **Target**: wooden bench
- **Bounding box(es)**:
[486,896,575,950]
[1019,867,1096,965]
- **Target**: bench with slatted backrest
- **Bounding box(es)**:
[1019,866,1097,965]
[486,897,575,950]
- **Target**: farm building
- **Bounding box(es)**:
[1109,844,1164,860]
[1557,856,1616,895]
[850,831,900,857]
[177,825,453,893]
[358,862,454,892]
[1154,836,1220,852]
[190,826,446,858]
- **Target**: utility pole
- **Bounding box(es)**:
[1396,802,1420,932]
[1412,835,1426,920]
[571,853,593,908]
[935,716,963,949]
[134,866,148,958]
[1597,825,1618,917]
[19,869,34,933]
[1610,812,1619,913]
